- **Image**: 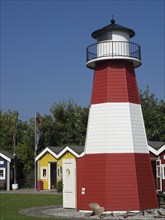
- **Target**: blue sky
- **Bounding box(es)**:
[1,0,165,121]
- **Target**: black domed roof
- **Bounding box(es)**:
[92,19,135,39]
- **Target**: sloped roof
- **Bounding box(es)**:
[148,141,165,156]
[92,19,135,39]
[65,146,84,154]
[35,145,85,161]
[48,146,64,154]
[0,149,13,162]
[148,141,165,150]
[47,146,84,155]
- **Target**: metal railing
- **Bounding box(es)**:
[86,41,141,62]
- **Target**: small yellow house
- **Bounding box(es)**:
[35,146,84,190]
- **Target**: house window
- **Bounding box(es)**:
[0,168,5,180]
[156,160,161,178]
[41,167,47,179]
[162,165,165,179]
[157,166,160,177]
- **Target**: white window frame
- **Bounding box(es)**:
[162,165,165,179]
[0,168,5,180]
[41,166,47,179]
[156,160,161,178]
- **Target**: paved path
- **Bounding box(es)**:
[20,205,165,220]
[0,188,60,194]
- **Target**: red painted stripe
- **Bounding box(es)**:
[76,153,158,211]
[91,60,140,104]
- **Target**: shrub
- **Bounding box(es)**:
[56,179,63,193]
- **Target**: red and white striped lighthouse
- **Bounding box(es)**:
[76,19,158,211]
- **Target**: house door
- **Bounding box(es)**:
[156,160,162,191]
[50,163,57,189]
[63,159,76,208]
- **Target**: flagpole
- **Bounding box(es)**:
[34,112,42,191]
[34,113,36,191]
[12,112,18,190]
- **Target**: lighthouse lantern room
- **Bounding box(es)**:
[86,18,141,69]
[76,19,158,211]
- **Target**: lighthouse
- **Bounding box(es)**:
[76,19,158,211]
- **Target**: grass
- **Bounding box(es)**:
[0,193,63,220]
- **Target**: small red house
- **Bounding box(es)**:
[149,141,165,193]
[62,141,164,209]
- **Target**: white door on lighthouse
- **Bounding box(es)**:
[63,159,76,208]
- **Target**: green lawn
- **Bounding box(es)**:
[0,193,63,220]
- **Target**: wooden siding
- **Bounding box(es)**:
[38,151,76,190]
[91,60,140,104]
[160,151,165,192]
[149,152,157,159]
[134,154,158,209]
[58,152,75,167]
[39,152,57,189]
[76,155,106,210]
[76,153,158,211]
[0,156,11,191]
[85,103,148,154]
[126,66,140,104]
[0,156,7,178]
[160,151,165,164]
[149,151,165,192]
[85,103,108,153]
[130,104,148,152]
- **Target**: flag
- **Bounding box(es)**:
[13,111,19,147]
[35,112,42,150]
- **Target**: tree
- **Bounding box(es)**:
[50,99,89,147]
[16,120,35,172]
[140,86,165,141]
[1,91,164,188]
[38,114,56,150]
[0,110,19,154]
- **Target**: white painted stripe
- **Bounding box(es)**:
[0,153,11,162]
[130,104,148,152]
[148,144,165,156]
[85,103,148,154]
[35,146,82,161]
